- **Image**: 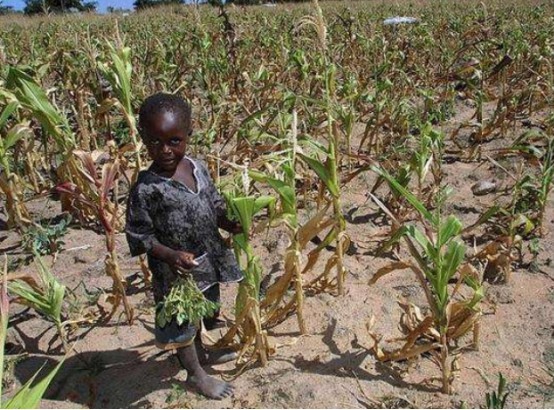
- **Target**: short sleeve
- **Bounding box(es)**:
[125,185,157,256]
[198,161,226,218]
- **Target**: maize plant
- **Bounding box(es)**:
[214,189,275,366]
[8,255,69,352]
[298,136,350,295]
[0,100,32,230]
[368,167,483,394]
[97,34,143,180]
[56,150,133,323]
[0,257,67,409]
[249,146,336,335]
[2,66,87,220]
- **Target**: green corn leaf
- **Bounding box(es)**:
[6,69,57,120]
[442,240,465,283]
[299,135,331,156]
[229,195,275,234]
[406,225,437,261]
[250,170,296,218]
[1,256,65,409]
[0,102,18,129]
[3,358,65,409]
[230,197,256,234]
[374,225,409,256]
[6,67,74,151]
[8,256,65,326]
[253,196,276,216]
[438,215,463,249]
[372,166,437,226]
[8,281,51,313]
[3,125,29,152]
[99,43,133,116]
[298,153,339,197]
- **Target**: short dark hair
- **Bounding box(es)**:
[138,93,192,138]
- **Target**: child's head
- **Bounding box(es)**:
[138,93,192,173]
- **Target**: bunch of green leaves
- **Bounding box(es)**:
[21,215,71,256]
[224,190,275,313]
[0,257,66,409]
[156,275,219,328]
[372,167,482,330]
[7,255,70,351]
[8,256,66,329]
[3,66,75,152]
[485,373,509,409]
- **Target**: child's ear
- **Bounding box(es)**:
[188,129,193,136]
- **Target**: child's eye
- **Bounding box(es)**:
[170,138,182,146]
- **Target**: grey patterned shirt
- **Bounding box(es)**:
[125,157,243,303]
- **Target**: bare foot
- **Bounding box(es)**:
[188,374,234,400]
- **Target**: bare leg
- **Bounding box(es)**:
[176,344,234,400]
[195,336,237,365]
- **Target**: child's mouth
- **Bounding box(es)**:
[160,158,175,165]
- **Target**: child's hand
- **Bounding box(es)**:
[168,250,199,270]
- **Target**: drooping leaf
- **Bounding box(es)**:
[372,166,437,226]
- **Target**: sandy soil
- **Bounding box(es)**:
[1,101,554,409]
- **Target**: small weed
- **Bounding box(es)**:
[21,215,71,256]
[528,238,541,272]
[165,383,192,409]
[485,373,509,409]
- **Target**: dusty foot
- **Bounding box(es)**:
[199,346,238,365]
[188,374,234,400]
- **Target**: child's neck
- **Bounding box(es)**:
[152,157,197,192]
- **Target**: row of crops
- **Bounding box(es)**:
[0,0,553,403]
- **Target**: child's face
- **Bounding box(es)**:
[142,110,191,173]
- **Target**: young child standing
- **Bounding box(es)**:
[126,93,243,400]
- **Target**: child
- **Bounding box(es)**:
[125,93,243,400]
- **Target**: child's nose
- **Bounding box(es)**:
[161,144,171,153]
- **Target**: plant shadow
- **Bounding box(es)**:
[12,345,191,408]
[275,318,437,394]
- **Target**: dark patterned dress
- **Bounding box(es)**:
[125,156,243,349]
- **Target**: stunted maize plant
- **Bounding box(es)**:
[368,167,483,394]
[1,257,67,408]
[8,255,68,352]
[214,186,275,366]
[56,150,132,323]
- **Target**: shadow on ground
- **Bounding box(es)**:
[13,344,190,408]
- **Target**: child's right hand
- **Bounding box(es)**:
[168,250,199,270]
